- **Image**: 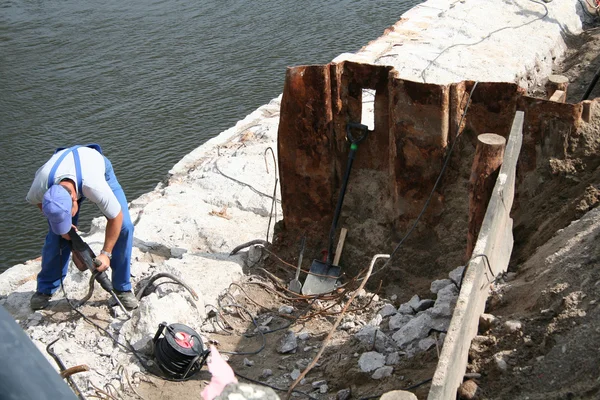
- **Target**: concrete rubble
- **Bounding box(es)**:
[0,0,590,399]
[352,266,461,367]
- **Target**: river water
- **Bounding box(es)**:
[0,0,421,270]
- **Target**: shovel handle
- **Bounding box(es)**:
[295,237,306,280]
[327,123,369,264]
[333,228,347,266]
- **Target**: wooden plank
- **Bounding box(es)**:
[549,90,566,103]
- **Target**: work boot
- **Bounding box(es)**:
[109,290,139,310]
[30,292,52,310]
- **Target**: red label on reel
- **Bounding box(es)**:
[174,331,194,349]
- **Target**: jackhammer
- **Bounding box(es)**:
[67,227,130,316]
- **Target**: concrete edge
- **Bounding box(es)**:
[427,111,524,399]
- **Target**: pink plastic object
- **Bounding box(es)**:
[201,345,238,400]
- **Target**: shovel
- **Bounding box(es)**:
[289,236,305,293]
[302,123,369,295]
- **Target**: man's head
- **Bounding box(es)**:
[42,183,76,235]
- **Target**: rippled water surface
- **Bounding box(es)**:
[0,0,422,270]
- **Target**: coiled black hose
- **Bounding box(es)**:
[152,323,208,380]
[136,272,199,301]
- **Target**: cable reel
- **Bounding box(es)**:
[152,322,209,380]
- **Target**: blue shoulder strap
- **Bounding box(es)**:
[47,146,83,195]
[47,144,103,198]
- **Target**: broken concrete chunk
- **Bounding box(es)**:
[385,351,401,365]
[493,351,511,371]
[380,390,418,400]
[392,312,432,348]
[414,299,435,312]
[97,337,115,357]
[449,266,466,285]
[435,284,459,305]
[277,330,298,354]
[398,303,414,315]
[278,305,294,314]
[418,336,437,352]
[355,325,394,353]
[372,365,393,380]
[340,321,356,331]
[458,379,479,400]
[290,369,301,380]
[427,312,452,333]
[358,351,385,372]
[319,384,329,394]
[261,369,273,378]
[504,320,523,332]
[368,313,383,327]
[389,313,412,331]
[428,302,454,318]
[297,332,310,340]
[243,358,254,366]
[407,294,421,310]
[311,380,327,387]
[430,279,453,294]
[336,388,351,400]
[479,313,497,332]
[215,382,279,400]
[378,304,397,318]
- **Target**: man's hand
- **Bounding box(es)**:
[95,253,111,272]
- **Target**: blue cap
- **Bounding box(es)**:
[42,185,72,235]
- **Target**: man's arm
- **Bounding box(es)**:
[95,210,123,272]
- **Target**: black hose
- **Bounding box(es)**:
[153,324,208,380]
[582,64,600,101]
[76,273,97,307]
[229,239,270,255]
[136,272,199,301]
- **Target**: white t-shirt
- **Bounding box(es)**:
[26,147,121,219]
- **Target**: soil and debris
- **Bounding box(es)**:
[133,20,600,400]
[458,22,600,400]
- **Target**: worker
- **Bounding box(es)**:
[26,144,138,311]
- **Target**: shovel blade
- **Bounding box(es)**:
[301,260,341,295]
[289,279,302,293]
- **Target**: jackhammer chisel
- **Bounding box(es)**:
[67,228,130,316]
